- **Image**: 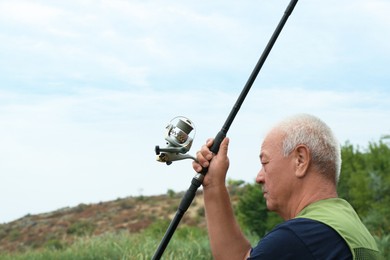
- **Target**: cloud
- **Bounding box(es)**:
[0,0,389,223]
[0,2,64,25]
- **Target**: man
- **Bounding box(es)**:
[193,114,380,259]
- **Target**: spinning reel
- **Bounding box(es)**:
[155,116,197,165]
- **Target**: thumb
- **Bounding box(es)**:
[219,137,229,157]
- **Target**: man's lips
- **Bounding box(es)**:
[261,185,267,198]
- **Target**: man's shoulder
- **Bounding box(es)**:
[278,217,332,233]
[248,220,312,259]
[297,198,379,253]
[268,218,343,245]
[248,218,352,259]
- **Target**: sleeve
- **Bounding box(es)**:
[247,226,313,260]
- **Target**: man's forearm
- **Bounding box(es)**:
[203,185,252,260]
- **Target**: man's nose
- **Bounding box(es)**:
[256,168,265,184]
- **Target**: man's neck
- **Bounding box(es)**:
[281,176,338,220]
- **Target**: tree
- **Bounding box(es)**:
[338,139,390,236]
[364,140,390,235]
[235,183,269,238]
[338,142,372,217]
[227,178,245,196]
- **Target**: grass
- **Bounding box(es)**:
[1,219,387,259]
[0,221,212,260]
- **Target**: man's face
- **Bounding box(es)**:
[256,129,296,216]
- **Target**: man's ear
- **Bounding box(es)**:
[294,145,311,178]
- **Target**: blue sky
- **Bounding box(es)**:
[0,0,389,223]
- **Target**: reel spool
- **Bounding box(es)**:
[155,116,196,165]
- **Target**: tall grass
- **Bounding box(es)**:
[2,220,387,259]
[0,221,212,260]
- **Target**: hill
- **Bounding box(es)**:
[0,191,206,252]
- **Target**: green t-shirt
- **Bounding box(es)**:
[296,198,380,259]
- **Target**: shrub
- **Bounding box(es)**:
[67,220,96,236]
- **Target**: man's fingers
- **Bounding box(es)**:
[206,138,214,148]
[192,160,203,173]
[193,137,229,174]
[197,150,210,168]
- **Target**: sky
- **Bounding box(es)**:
[0,0,389,223]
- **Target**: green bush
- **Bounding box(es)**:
[67,220,96,236]
[235,183,269,238]
[44,239,65,250]
[167,189,176,198]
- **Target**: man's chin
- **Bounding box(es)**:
[265,201,275,212]
[265,201,271,209]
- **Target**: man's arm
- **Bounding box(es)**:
[193,138,251,260]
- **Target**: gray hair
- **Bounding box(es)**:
[275,114,341,183]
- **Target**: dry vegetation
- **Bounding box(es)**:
[0,191,206,252]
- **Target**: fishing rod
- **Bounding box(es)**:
[153,0,299,258]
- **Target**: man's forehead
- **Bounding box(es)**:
[260,129,283,153]
[262,128,279,145]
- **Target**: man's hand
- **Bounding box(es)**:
[192,137,230,189]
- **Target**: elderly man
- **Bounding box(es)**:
[193,114,379,259]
